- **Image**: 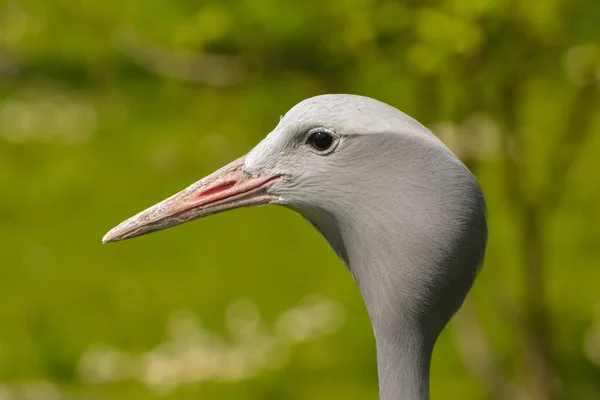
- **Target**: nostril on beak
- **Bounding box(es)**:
[195,181,237,199]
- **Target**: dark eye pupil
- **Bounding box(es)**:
[309,131,333,151]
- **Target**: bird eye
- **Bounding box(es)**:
[307,130,335,153]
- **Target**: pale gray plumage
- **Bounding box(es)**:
[103,94,487,400]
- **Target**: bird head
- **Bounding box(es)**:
[103,94,487,337]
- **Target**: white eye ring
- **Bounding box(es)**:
[305,128,339,155]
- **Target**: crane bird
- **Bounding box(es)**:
[103,94,487,400]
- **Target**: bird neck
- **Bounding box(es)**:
[372,318,432,400]
[355,260,435,400]
[303,210,438,400]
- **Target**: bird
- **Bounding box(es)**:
[103,94,487,400]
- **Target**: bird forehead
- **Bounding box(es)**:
[281,94,425,135]
[283,95,375,129]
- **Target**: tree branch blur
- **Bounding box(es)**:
[452,300,526,400]
[0,45,19,78]
[496,73,600,400]
[114,28,245,86]
[501,80,555,400]
[542,83,599,213]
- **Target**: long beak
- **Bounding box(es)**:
[102,155,280,243]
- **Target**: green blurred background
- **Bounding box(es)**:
[1,0,600,399]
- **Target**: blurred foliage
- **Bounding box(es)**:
[1,0,600,399]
